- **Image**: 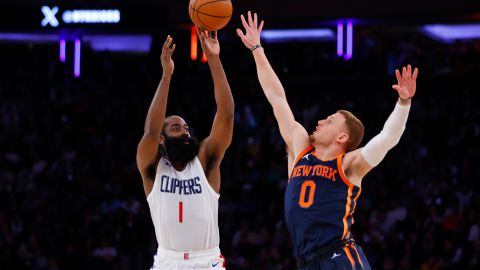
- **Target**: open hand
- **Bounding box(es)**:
[161,35,175,76]
[392,64,418,99]
[198,28,220,58]
[236,11,264,50]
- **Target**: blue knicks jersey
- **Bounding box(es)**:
[285,145,361,257]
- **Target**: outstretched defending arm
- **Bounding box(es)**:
[345,65,418,185]
[236,11,310,156]
[197,30,234,193]
[361,98,411,167]
[136,35,176,195]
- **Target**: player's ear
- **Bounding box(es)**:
[159,134,165,144]
[337,133,349,144]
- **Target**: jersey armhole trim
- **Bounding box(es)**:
[337,154,354,187]
[146,186,155,202]
[288,145,314,181]
[195,157,220,199]
[146,158,164,202]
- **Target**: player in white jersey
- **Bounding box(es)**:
[136,30,234,270]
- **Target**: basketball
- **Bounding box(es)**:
[189,0,233,31]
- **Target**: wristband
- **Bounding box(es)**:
[250,44,262,52]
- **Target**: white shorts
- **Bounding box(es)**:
[151,246,226,270]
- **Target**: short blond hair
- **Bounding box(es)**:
[337,110,365,151]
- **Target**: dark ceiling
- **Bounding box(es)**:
[0,0,479,31]
[170,0,480,26]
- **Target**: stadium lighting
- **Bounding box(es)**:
[41,6,121,27]
[422,24,480,43]
[60,39,66,62]
[82,35,152,53]
[261,29,335,42]
[191,26,198,60]
[337,23,343,57]
[345,21,353,60]
[74,39,81,78]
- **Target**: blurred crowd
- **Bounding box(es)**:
[1,30,480,270]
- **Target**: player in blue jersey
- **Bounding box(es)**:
[237,11,419,270]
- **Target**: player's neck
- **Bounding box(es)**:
[313,144,343,161]
[171,161,188,171]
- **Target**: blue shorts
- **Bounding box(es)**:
[297,243,371,270]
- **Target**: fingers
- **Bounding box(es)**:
[253,12,258,29]
[161,37,175,59]
[195,26,207,40]
[412,67,419,80]
[163,35,174,51]
[248,11,254,27]
[197,28,206,41]
[162,36,174,53]
[398,65,419,80]
[209,31,217,39]
[236,28,245,39]
[240,14,249,30]
[236,28,248,45]
[163,35,170,47]
[392,85,401,92]
[395,69,402,82]
[258,20,264,33]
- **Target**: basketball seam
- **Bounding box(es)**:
[195,9,212,31]
[189,0,199,23]
[196,0,232,17]
[191,7,231,19]
[196,0,231,11]
[190,0,199,10]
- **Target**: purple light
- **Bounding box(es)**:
[74,39,81,78]
[337,23,344,57]
[345,22,353,60]
[0,33,59,42]
[261,29,335,42]
[82,35,152,52]
[59,39,66,62]
[422,24,480,43]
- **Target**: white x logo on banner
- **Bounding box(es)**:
[41,6,60,27]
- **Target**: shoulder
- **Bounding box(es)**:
[290,145,314,168]
[342,150,357,169]
[291,123,310,154]
[342,148,373,187]
[197,141,220,172]
[140,156,162,181]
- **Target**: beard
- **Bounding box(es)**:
[162,135,199,163]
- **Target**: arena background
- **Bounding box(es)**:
[1,0,480,269]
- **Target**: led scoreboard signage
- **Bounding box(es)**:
[41,6,121,27]
[0,4,165,32]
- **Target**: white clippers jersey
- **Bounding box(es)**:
[147,156,220,252]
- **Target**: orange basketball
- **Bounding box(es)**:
[189,0,232,31]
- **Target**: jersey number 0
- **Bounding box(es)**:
[299,180,316,208]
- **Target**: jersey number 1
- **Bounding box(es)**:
[179,201,183,223]
[299,180,316,208]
